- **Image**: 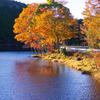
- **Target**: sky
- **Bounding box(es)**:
[16,0,87,19]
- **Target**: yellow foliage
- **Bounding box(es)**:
[83,0,100,48]
[13,3,76,49]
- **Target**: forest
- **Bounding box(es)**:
[0,0,85,51]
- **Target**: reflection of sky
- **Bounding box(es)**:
[15,0,87,19]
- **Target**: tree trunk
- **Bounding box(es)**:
[56,36,60,53]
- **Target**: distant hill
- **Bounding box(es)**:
[0,0,28,51]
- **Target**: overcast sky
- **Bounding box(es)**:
[16,0,86,19]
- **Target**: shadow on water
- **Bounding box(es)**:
[0,52,100,100]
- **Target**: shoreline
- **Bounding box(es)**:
[33,53,100,81]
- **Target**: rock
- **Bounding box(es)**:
[78,68,82,71]
[32,55,41,58]
[77,57,82,61]
[53,59,58,62]
[82,71,91,75]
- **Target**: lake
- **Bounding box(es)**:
[0,52,100,100]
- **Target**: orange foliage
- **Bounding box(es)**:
[82,0,100,48]
[13,3,39,47]
[13,2,76,50]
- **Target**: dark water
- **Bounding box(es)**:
[0,52,100,100]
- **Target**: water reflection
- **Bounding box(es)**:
[0,52,100,100]
[16,59,65,76]
[15,58,100,100]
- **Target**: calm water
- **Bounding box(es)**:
[0,52,100,100]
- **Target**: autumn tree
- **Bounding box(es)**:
[82,0,100,48]
[13,3,40,48]
[35,3,76,49]
[13,1,76,51]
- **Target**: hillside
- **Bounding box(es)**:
[0,0,27,50]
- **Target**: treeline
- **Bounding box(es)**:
[13,2,86,52]
[0,0,86,51]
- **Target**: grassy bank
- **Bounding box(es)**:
[34,52,100,81]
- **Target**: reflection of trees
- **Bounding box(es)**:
[16,59,65,76]
[39,60,65,76]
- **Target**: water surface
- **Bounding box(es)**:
[0,52,100,100]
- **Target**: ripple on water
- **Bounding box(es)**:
[0,52,100,100]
